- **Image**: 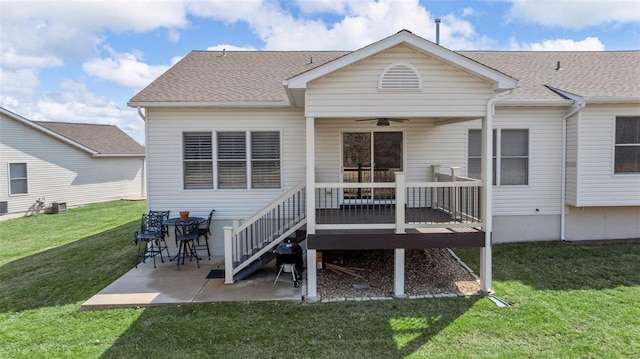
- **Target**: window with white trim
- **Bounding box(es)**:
[468,129,529,185]
[183,133,213,189]
[9,162,28,195]
[250,131,281,188]
[615,116,640,174]
[216,131,281,189]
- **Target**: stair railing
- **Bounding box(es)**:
[224,182,306,283]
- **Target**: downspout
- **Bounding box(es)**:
[561,99,585,240]
[137,106,149,202]
[480,95,504,294]
[137,106,147,121]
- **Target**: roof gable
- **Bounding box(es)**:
[1,107,144,156]
[284,30,519,93]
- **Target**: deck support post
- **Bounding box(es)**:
[305,116,319,301]
[394,248,406,298]
[223,226,234,284]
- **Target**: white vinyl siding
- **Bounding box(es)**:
[573,105,640,206]
[9,162,28,195]
[183,133,213,189]
[305,45,493,118]
[614,116,640,173]
[145,108,302,220]
[0,112,144,216]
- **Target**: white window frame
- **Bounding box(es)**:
[468,128,530,186]
[216,130,282,190]
[183,132,214,190]
[8,162,28,196]
[613,116,640,175]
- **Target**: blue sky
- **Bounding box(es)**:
[1,0,639,144]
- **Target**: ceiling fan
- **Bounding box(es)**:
[355,118,409,126]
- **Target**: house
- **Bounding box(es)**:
[0,107,146,218]
[128,30,640,300]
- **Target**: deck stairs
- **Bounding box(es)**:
[224,182,307,283]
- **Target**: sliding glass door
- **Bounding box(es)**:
[342,131,403,201]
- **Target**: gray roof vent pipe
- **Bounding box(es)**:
[435,18,441,45]
[222,48,226,57]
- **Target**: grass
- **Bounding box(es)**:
[1,200,639,358]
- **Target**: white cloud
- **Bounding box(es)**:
[507,0,640,29]
[294,0,351,14]
[82,47,174,90]
[509,36,606,51]
[0,0,189,70]
[206,44,258,51]
[189,0,483,50]
[0,69,40,96]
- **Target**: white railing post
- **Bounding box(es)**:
[223,226,234,284]
[395,172,406,234]
[431,165,440,208]
[451,167,460,219]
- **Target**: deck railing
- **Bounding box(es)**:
[315,167,483,232]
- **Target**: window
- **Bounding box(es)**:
[615,116,640,174]
[217,132,247,189]
[251,132,281,188]
[9,162,28,195]
[183,133,213,189]
[468,129,529,185]
[215,131,281,189]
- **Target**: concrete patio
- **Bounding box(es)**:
[81,254,303,311]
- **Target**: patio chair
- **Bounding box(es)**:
[134,213,170,268]
[173,219,201,270]
[195,209,215,260]
[148,210,170,240]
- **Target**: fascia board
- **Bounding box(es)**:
[127,101,291,108]
[93,154,146,158]
[584,97,640,104]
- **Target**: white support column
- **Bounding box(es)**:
[394,248,406,298]
[395,172,406,234]
[480,99,496,294]
[305,116,319,300]
[223,226,234,284]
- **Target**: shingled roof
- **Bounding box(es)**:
[35,121,145,155]
[129,48,639,105]
[460,51,640,100]
[129,51,348,104]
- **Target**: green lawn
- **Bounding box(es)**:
[1,200,639,358]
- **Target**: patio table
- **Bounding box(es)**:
[162,217,207,264]
[162,217,206,226]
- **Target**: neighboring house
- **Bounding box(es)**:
[129,30,639,300]
[0,107,146,218]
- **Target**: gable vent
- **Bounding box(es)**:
[379,63,422,90]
